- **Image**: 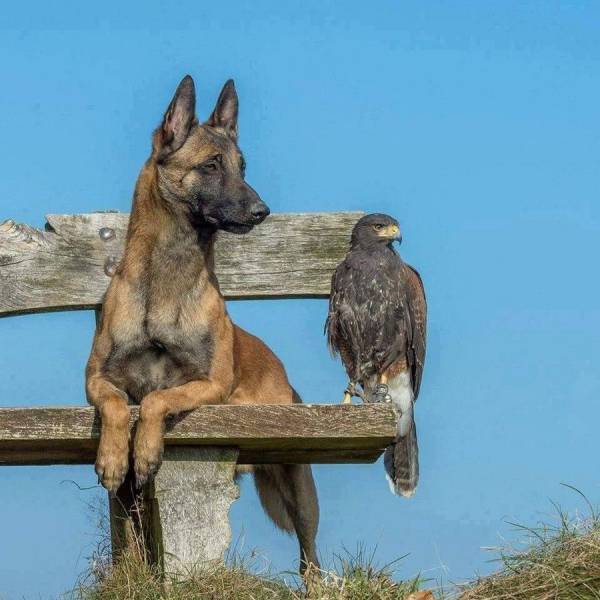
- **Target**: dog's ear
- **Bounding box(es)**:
[207,79,238,140]
[159,75,196,158]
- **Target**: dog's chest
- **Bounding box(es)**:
[105,313,213,404]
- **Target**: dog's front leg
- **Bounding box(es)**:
[133,379,227,486]
[86,373,130,493]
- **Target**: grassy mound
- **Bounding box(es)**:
[68,546,425,600]
[456,502,600,599]
[69,490,600,599]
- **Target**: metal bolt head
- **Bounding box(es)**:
[104,256,118,277]
[99,227,115,241]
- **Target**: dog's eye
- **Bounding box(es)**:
[240,157,246,175]
[199,154,223,173]
[198,160,218,173]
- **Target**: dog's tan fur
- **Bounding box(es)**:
[86,75,319,573]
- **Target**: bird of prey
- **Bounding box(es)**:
[325,213,427,497]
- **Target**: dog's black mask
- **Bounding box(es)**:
[192,153,270,234]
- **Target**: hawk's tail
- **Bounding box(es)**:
[384,411,419,497]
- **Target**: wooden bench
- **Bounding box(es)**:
[0,211,397,575]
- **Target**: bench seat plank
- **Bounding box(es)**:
[0,404,396,465]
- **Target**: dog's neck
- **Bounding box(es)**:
[121,165,218,295]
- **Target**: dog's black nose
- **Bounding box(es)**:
[250,204,270,222]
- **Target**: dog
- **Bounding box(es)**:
[86,75,319,574]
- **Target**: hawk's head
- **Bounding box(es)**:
[351,213,401,249]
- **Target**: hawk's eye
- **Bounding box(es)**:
[373,224,384,231]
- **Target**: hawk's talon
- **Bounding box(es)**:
[342,381,365,404]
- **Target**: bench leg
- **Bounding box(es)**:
[149,446,240,575]
[108,446,240,577]
[108,470,154,563]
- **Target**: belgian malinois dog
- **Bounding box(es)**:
[86,75,319,574]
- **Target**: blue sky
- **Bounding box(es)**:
[1,1,600,597]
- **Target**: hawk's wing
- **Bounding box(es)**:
[403,263,427,400]
[325,258,360,380]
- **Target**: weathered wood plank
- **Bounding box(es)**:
[0,211,363,316]
[0,404,396,465]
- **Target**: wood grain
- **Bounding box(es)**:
[0,211,363,315]
[0,404,396,465]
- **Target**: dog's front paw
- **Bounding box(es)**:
[133,431,164,487]
[95,435,129,494]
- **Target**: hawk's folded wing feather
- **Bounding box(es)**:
[404,263,427,400]
[325,259,359,380]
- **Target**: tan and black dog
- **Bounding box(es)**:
[86,75,319,573]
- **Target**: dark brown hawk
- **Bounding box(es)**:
[325,213,427,497]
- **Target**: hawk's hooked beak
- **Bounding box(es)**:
[382,223,402,243]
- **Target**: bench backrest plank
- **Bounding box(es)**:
[0,211,362,316]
